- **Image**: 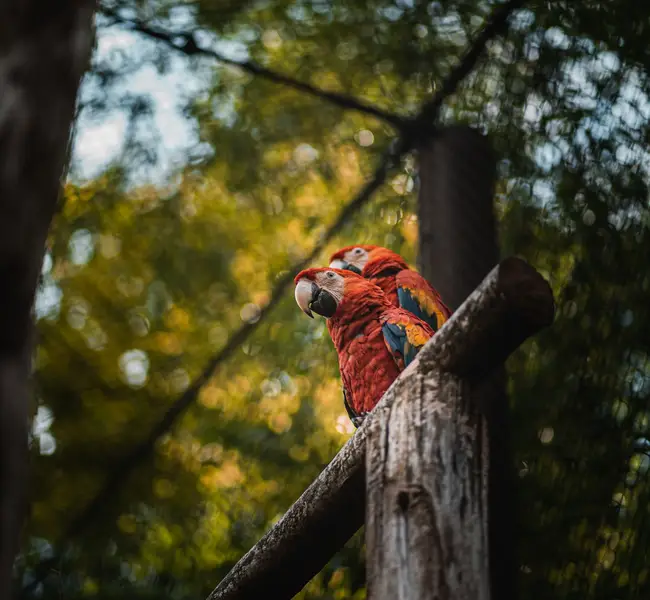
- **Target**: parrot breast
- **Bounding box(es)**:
[326,279,403,419]
[332,314,401,417]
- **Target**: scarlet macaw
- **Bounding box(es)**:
[294,267,434,427]
[328,245,452,332]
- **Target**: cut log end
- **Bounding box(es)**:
[497,256,556,330]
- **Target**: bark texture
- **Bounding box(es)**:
[207,424,368,600]
[0,4,96,599]
[366,369,489,600]
[208,258,554,600]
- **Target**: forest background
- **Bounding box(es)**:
[16,1,650,599]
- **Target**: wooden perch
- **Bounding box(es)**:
[366,369,490,600]
[207,257,554,600]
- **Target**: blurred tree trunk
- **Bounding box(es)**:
[0,3,96,598]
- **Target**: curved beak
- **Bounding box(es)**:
[295,278,317,318]
[294,278,339,319]
[329,259,362,275]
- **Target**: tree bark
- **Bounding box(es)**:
[366,368,489,600]
[0,4,97,598]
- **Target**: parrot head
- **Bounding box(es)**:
[329,245,408,277]
[328,245,378,274]
[294,267,371,319]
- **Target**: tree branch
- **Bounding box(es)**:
[101,7,406,129]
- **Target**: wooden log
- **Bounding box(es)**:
[207,422,368,600]
[207,258,554,600]
[417,126,498,313]
[420,256,554,381]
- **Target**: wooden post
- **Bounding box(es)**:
[365,365,489,599]
[208,259,553,600]
[411,125,514,600]
[417,126,499,311]
[364,255,549,599]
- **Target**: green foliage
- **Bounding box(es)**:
[17,1,650,599]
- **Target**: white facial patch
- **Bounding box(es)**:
[344,247,369,270]
[315,271,345,304]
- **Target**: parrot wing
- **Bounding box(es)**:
[396,269,452,332]
[381,311,433,370]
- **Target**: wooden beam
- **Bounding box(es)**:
[207,258,554,600]
[417,126,498,314]
[208,421,368,600]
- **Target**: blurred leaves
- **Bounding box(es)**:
[18,1,650,599]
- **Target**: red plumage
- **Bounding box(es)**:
[294,267,433,424]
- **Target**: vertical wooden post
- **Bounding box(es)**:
[365,364,490,600]
[417,126,499,311]
[365,125,505,600]
[417,126,516,600]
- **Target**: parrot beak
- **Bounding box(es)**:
[295,279,317,318]
[328,259,362,275]
[294,278,338,319]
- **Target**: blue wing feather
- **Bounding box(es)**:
[397,286,439,332]
[382,321,419,368]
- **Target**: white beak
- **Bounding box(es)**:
[328,259,346,269]
[294,278,316,318]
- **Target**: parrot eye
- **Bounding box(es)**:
[354,248,363,255]
[326,271,335,278]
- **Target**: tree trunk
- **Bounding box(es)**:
[0,4,97,598]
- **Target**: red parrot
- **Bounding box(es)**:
[294,267,434,427]
[328,245,452,332]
